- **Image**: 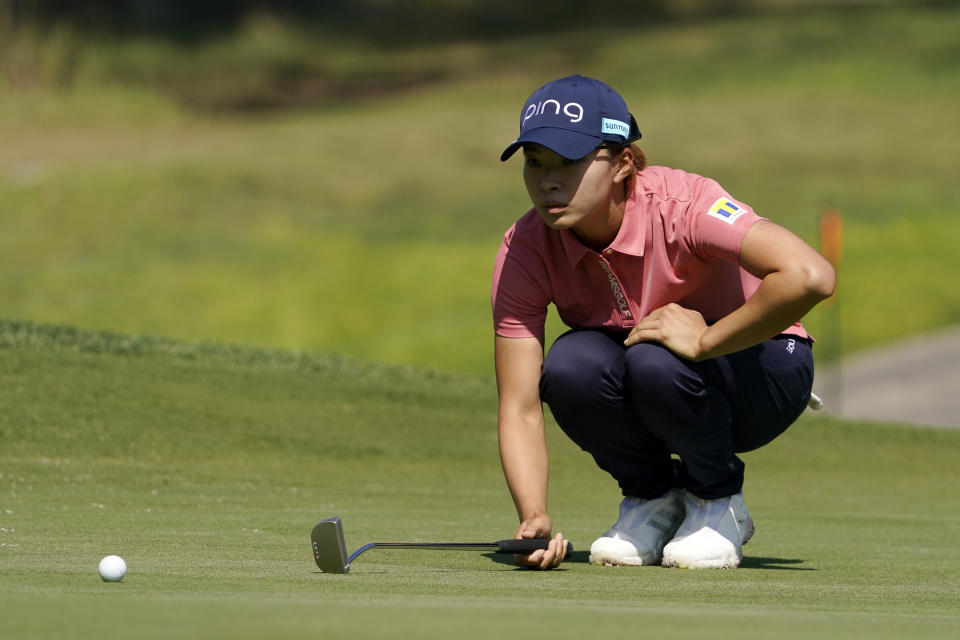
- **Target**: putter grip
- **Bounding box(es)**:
[497,539,574,556]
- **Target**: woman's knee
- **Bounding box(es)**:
[622,343,692,399]
[540,330,624,401]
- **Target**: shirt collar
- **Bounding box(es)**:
[558,184,647,267]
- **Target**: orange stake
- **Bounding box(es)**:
[820,208,843,268]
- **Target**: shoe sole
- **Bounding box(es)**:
[589,552,654,566]
[662,556,740,569]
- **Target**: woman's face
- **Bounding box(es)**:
[522,144,623,235]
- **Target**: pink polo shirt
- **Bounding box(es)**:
[492,165,809,340]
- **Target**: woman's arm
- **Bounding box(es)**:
[625,220,836,359]
[495,334,568,569]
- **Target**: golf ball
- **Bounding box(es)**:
[98,555,127,582]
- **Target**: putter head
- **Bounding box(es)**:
[311,517,350,574]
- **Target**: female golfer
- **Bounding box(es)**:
[493,75,835,570]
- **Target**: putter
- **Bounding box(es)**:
[311,516,573,573]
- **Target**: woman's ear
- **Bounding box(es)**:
[612,148,635,184]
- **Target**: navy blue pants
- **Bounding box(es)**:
[539,329,814,500]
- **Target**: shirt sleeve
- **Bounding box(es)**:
[491,227,550,338]
[685,177,765,262]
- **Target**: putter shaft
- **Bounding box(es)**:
[345,539,573,563]
[348,542,497,563]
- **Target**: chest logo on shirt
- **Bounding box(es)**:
[707,197,747,225]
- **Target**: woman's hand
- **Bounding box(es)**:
[625,221,836,361]
[624,303,709,361]
[512,514,568,570]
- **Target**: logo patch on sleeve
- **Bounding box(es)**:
[706,198,747,225]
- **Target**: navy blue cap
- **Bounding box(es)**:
[500,74,641,162]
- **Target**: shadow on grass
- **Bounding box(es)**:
[483,550,591,568]
[740,556,815,571]
[482,551,584,570]
[485,552,815,571]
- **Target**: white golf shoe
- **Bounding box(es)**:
[589,488,685,566]
[661,491,754,569]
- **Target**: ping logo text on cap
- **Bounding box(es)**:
[523,100,584,126]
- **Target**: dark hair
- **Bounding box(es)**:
[602,143,646,171]
[600,143,646,192]
[627,144,647,172]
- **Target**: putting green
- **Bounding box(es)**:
[1,320,958,639]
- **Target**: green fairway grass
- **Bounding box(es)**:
[2,2,960,374]
[2,319,958,639]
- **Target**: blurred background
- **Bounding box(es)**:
[1,0,958,376]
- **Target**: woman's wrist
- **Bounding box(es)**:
[517,504,549,522]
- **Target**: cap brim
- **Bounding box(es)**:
[500,128,602,162]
